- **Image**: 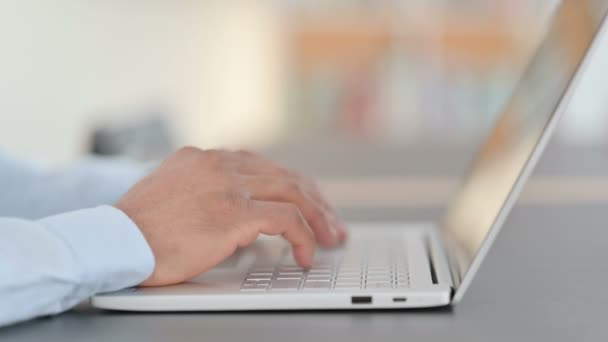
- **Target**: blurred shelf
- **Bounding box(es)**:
[262,141,608,209]
[282,4,553,147]
[320,176,608,209]
[289,14,541,68]
[262,140,608,178]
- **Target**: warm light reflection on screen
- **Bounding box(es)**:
[441,0,608,275]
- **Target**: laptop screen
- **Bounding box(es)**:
[441,0,608,285]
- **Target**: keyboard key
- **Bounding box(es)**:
[243,279,270,285]
[308,277,331,282]
[245,277,272,282]
[241,280,270,291]
[304,281,331,290]
[241,281,270,288]
[337,277,361,283]
[307,273,332,279]
[335,282,360,288]
[240,287,267,292]
[310,268,333,273]
[248,272,273,277]
[309,269,332,274]
[270,279,301,291]
[305,278,331,283]
[365,281,392,289]
[338,268,361,274]
[277,277,302,281]
[278,272,304,277]
[277,266,305,272]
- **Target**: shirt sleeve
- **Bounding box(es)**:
[0,205,155,328]
[0,151,153,219]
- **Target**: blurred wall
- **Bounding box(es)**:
[0,0,607,162]
[0,0,284,161]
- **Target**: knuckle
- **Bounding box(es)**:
[205,148,223,155]
[221,191,250,213]
[290,171,305,181]
[178,145,202,156]
[277,167,292,177]
[282,179,302,194]
[236,149,256,157]
[203,149,226,162]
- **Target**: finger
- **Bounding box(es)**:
[300,180,348,238]
[242,175,341,247]
[255,170,347,239]
[239,200,315,268]
[232,150,347,238]
[235,154,341,219]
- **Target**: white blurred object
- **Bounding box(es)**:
[0,0,209,161]
[195,2,287,149]
[558,24,608,145]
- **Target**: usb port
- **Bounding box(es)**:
[351,296,372,304]
[393,297,407,303]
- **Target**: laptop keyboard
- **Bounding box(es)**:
[240,238,410,292]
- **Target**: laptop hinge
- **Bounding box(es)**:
[426,229,457,288]
[439,230,466,291]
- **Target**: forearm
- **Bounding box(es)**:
[0,206,154,327]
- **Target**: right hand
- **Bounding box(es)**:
[115,147,347,287]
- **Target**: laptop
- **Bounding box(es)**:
[93,0,608,311]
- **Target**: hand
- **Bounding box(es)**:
[115,147,347,287]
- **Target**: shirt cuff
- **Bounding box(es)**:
[40,205,155,293]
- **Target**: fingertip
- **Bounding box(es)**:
[294,247,315,268]
[337,227,348,243]
[337,222,348,239]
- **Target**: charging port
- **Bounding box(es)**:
[393,297,407,303]
[351,296,372,304]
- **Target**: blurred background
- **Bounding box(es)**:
[1,0,608,213]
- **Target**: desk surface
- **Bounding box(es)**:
[1,205,607,342]
[2,147,608,341]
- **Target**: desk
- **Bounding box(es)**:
[1,148,608,341]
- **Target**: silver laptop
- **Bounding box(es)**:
[93,0,608,311]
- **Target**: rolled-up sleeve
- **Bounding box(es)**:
[0,205,155,328]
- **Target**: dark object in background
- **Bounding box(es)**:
[90,116,175,162]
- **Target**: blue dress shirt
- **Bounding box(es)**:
[0,152,155,327]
